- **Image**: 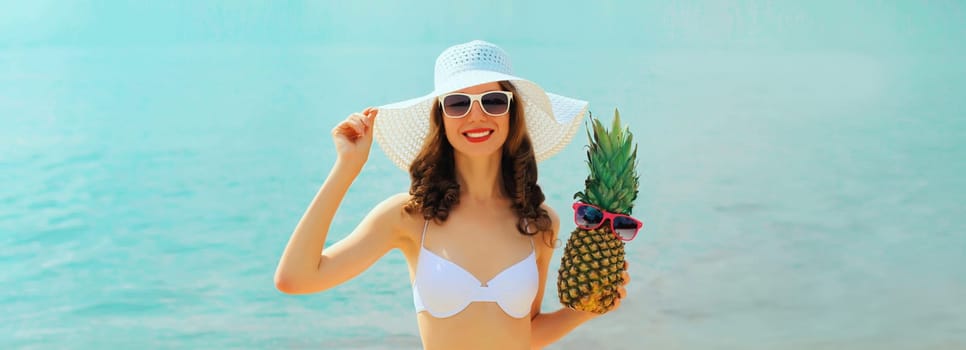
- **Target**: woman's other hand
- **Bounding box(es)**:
[612,261,630,310]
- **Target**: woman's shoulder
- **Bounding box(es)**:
[371,192,416,220]
[364,192,423,245]
[537,202,562,249]
[385,192,413,205]
[540,202,560,228]
[375,192,426,226]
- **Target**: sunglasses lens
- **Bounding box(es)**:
[442,94,471,117]
[612,216,639,241]
[575,205,604,228]
[480,92,510,115]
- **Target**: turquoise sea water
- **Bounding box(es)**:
[2,2,965,349]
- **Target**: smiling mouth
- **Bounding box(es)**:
[462,129,494,143]
[463,130,493,138]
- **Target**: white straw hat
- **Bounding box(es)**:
[374,40,589,171]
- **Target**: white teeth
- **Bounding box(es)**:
[465,130,492,138]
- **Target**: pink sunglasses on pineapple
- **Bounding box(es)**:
[572,202,644,241]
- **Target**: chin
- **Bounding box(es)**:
[454,143,503,157]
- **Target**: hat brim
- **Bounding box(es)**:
[374,71,588,171]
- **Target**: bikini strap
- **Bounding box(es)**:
[524,218,535,251]
[420,220,430,248]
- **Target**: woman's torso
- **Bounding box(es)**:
[397,201,544,350]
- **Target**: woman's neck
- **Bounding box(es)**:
[454,152,505,203]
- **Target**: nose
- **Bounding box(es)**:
[466,100,487,121]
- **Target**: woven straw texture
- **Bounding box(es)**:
[373,40,588,171]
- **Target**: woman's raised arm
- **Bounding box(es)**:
[274,108,408,294]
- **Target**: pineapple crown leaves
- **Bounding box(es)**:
[573,108,640,215]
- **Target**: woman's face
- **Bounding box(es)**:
[440,82,511,159]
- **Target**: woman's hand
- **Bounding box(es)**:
[613,261,630,310]
[331,107,379,172]
[569,261,631,322]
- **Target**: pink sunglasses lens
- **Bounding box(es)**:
[612,216,640,241]
[575,205,604,228]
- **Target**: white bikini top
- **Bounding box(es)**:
[412,221,539,319]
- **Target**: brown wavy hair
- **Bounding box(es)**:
[403,81,553,243]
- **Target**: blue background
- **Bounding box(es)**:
[2,1,964,349]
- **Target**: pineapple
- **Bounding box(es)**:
[557,109,640,314]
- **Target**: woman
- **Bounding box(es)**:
[274,40,630,349]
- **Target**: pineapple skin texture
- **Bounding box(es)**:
[557,226,626,314]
